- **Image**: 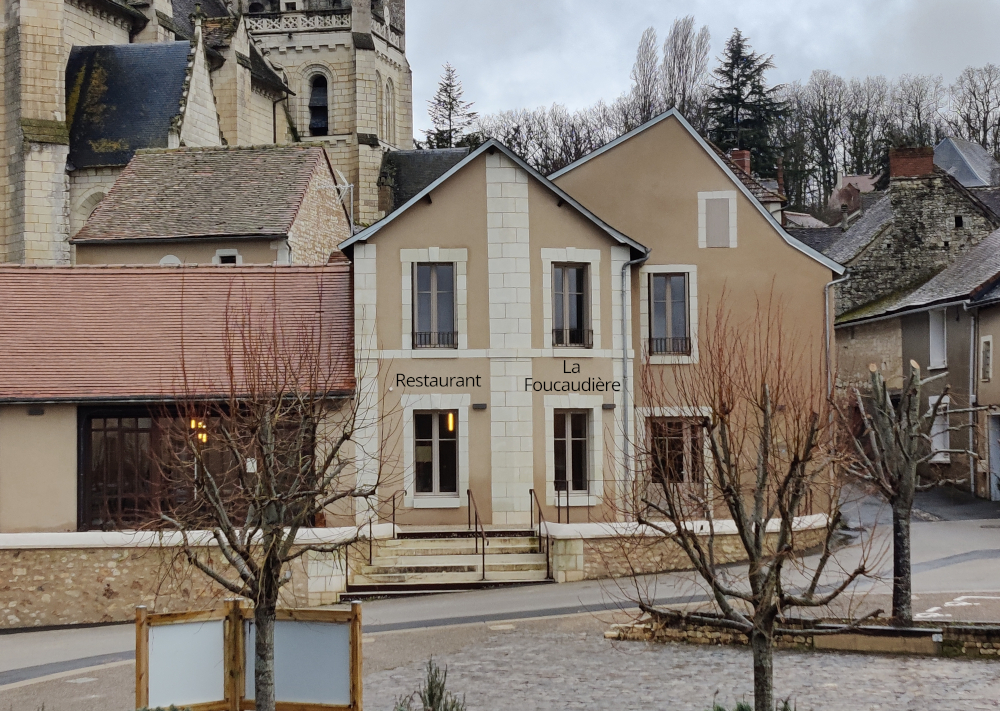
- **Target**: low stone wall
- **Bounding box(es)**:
[547,516,830,583]
[0,528,382,629]
[608,613,1000,659]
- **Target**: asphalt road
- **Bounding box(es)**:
[2,488,999,692]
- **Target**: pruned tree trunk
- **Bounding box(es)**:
[750,627,774,711]
[254,602,277,711]
[891,500,913,625]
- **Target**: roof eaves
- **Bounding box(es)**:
[341,140,649,256]
[549,109,845,275]
[70,233,288,245]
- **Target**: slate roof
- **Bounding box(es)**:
[970,187,1000,220]
[172,0,230,39]
[249,43,289,94]
[73,146,330,243]
[935,137,999,188]
[66,43,193,169]
[711,145,785,203]
[378,148,470,213]
[824,193,893,264]
[202,16,238,48]
[839,229,1000,323]
[785,227,844,255]
[0,265,354,402]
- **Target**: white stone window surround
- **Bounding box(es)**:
[698,191,738,249]
[400,248,468,356]
[639,264,699,365]
[213,248,243,265]
[544,394,604,507]
[541,247,602,351]
[635,406,713,489]
[982,335,994,382]
[401,393,470,509]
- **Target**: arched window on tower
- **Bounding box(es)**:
[247,1,265,12]
[309,75,329,136]
[376,71,384,140]
[385,78,395,144]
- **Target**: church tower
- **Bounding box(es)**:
[244,0,412,226]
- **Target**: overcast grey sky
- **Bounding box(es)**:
[406,0,1000,136]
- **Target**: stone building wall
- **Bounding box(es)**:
[0,540,347,629]
[248,88,278,145]
[63,0,131,49]
[835,317,904,391]
[179,33,224,148]
[287,163,350,264]
[838,174,1000,316]
[69,166,121,236]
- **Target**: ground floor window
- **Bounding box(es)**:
[554,410,589,493]
[414,410,458,496]
[648,417,703,485]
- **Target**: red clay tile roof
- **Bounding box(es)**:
[72,145,330,244]
[0,265,354,402]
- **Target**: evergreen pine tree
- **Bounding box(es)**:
[706,29,785,177]
[423,63,479,149]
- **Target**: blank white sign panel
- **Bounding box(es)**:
[148,620,225,708]
[245,620,351,704]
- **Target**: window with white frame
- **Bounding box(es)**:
[929,395,950,463]
[929,308,947,369]
[213,248,242,265]
[982,335,993,382]
[413,263,456,348]
[413,410,458,496]
[554,410,589,493]
[553,264,591,347]
[648,417,703,484]
[648,273,690,355]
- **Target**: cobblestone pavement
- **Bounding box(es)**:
[364,614,1000,711]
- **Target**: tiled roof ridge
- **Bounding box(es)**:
[134,144,324,154]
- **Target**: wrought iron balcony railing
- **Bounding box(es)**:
[412,331,458,349]
[648,336,691,355]
[552,328,593,348]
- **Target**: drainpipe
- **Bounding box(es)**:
[825,272,851,398]
[965,301,977,494]
[621,249,650,519]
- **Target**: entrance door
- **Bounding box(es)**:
[988,416,1000,501]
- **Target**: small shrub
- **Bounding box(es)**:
[393,659,466,711]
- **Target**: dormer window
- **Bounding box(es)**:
[309,76,328,137]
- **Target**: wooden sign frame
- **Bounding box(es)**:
[136,601,362,711]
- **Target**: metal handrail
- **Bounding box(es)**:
[467,489,487,581]
[554,481,570,523]
[529,488,551,580]
[367,490,403,565]
[648,336,692,355]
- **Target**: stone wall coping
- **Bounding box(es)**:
[0,523,399,550]
[541,513,829,540]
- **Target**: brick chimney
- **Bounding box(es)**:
[731,149,751,175]
[889,146,934,178]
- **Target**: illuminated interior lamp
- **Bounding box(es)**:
[447,412,455,432]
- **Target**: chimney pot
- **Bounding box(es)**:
[731,149,751,175]
[889,146,934,178]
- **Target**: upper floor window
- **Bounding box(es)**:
[955,215,964,229]
[698,191,737,248]
[247,2,265,12]
[414,410,458,496]
[384,78,395,144]
[309,75,329,137]
[553,264,591,347]
[413,263,456,348]
[929,308,947,369]
[648,417,703,485]
[376,71,384,140]
[649,273,690,355]
[554,410,589,493]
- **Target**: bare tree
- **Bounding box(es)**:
[662,15,711,120]
[947,64,1000,157]
[842,76,890,176]
[627,26,664,129]
[153,274,390,711]
[840,361,978,625]
[889,74,946,146]
[771,81,817,211]
[627,300,875,711]
[805,70,846,205]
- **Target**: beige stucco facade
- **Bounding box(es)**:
[349,116,841,529]
[0,405,77,533]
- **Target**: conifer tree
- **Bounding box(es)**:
[706,29,785,177]
[423,63,479,149]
